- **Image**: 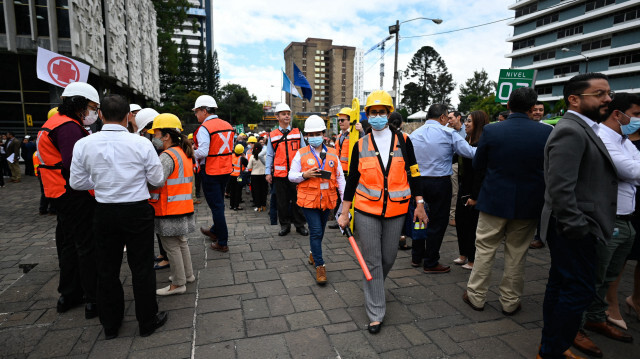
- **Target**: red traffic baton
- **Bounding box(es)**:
[344,227,373,281]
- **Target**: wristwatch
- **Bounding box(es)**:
[417,199,425,204]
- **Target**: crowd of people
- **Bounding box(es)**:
[3,73,640,359]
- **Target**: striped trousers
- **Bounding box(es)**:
[355,212,404,322]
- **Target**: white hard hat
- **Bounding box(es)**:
[61,82,100,104]
[274,103,291,113]
[193,95,218,110]
[303,115,326,133]
[135,108,160,133]
[130,104,142,112]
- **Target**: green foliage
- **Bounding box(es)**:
[396,108,409,122]
[178,37,195,90]
[195,39,206,92]
[470,94,506,120]
[216,84,263,125]
[458,70,496,113]
[206,50,221,98]
[401,46,455,112]
[552,99,567,114]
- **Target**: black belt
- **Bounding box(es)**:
[98,200,148,206]
[422,175,450,179]
[616,214,634,221]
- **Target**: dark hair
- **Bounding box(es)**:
[607,93,640,117]
[508,87,538,113]
[535,101,544,106]
[427,104,448,119]
[467,111,490,145]
[499,111,509,119]
[389,112,403,129]
[365,105,391,116]
[563,73,609,103]
[252,143,263,155]
[159,128,194,159]
[451,111,461,118]
[6,131,15,137]
[100,94,129,122]
[58,96,89,123]
[204,106,216,115]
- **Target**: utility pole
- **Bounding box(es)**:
[379,42,385,90]
[392,20,399,108]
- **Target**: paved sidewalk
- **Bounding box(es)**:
[0,170,639,358]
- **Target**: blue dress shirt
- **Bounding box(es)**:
[410,120,476,176]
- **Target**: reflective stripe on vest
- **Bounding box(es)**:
[338,132,350,171]
[270,128,301,177]
[296,146,340,210]
[231,153,243,176]
[354,133,411,218]
[149,147,194,217]
[194,118,235,175]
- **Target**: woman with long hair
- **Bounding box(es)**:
[247,142,268,211]
[453,110,490,270]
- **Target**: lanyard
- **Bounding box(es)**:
[310,145,327,170]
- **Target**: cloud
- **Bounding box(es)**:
[213,1,514,109]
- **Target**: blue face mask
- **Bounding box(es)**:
[369,115,388,131]
[619,115,640,136]
[307,136,324,148]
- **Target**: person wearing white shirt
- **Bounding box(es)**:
[580,93,640,347]
[70,94,167,340]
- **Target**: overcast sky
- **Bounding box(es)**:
[212,0,514,108]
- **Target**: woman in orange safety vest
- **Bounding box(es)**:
[289,115,345,285]
[337,90,428,335]
[148,114,196,296]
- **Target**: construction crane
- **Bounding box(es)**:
[365,35,393,90]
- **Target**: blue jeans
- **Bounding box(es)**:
[302,208,330,266]
[201,172,230,246]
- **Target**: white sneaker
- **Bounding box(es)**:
[453,257,467,265]
[156,285,186,296]
[254,207,258,211]
[168,275,195,283]
[461,263,473,270]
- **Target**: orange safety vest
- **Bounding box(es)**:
[149,147,194,217]
[36,114,89,198]
[269,128,302,177]
[193,117,235,176]
[231,153,244,177]
[354,133,411,218]
[296,146,340,210]
[337,131,350,172]
[33,151,40,177]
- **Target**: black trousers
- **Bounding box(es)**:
[454,195,479,262]
[229,176,243,208]
[251,175,268,207]
[412,176,452,268]
[53,191,97,303]
[38,177,55,214]
[93,201,158,333]
[273,176,306,229]
[194,168,202,198]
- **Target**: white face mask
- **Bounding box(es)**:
[83,110,98,126]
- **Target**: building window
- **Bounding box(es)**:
[582,37,611,51]
[515,3,538,18]
[585,0,615,12]
[554,63,580,76]
[609,51,640,67]
[533,50,555,62]
[536,13,559,27]
[513,38,535,51]
[613,5,640,24]
[536,85,553,95]
[557,24,583,39]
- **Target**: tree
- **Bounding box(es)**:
[458,70,496,113]
[401,46,455,112]
[205,50,221,98]
[195,39,206,92]
[216,84,263,125]
[470,94,506,120]
[178,36,195,90]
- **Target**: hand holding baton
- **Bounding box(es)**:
[344,227,373,281]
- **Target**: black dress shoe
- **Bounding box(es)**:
[296,227,309,236]
[56,296,82,313]
[85,302,98,319]
[368,322,383,334]
[278,227,291,236]
[140,311,168,337]
[104,328,118,340]
[502,304,522,316]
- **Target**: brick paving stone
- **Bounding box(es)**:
[246,316,289,337]
[267,294,296,316]
[379,349,411,359]
[284,327,334,359]
[195,310,245,345]
[128,343,191,359]
[280,271,314,288]
[130,328,192,351]
[242,297,270,319]
[325,307,352,323]
[194,340,236,359]
[236,335,290,359]
[286,309,330,330]
[197,295,242,314]
[458,337,522,358]
[254,279,287,297]
[323,321,359,335]
[397,323,431,346]
[366,324,413,353]
[468,318,524,337]
[290,294,322,312]
[246,268,280,282]
[311,284,348,310]
[88,336,133,359]
[426,329,464,356]
[330,331,380,359]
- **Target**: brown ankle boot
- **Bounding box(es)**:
[308,252,314,265]
[316,265,327,284]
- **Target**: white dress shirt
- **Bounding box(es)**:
[193,115,218,165]
[264,125,306,176]
[288,145,345,200]
[70,124,165,203]
[568,110,600,135]
[597,124,640,215]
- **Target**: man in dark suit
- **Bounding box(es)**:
[462,87,552,314]
[538,73,617,359]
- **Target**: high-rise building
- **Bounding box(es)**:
[172,0,215,63]
[353,48,365,103]
[284,38,356,115]
[506,0,640,103]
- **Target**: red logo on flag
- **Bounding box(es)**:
[47,57,80,87]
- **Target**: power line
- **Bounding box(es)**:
[402,17,513,39]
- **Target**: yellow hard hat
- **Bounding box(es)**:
[48,107,59,119]
[337,107,351,118]
[147,113,183,134]
[247,136,257,143]
[234,144,245,154]
[240,133,246,137]
[188,133,193,140]
[364,90,394,113]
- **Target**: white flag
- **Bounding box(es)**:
[36,47,90,88]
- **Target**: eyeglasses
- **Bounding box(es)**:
[578,90,615,99]
[88,104,99,112]
[338,118,349,123]
[369,110,388,116]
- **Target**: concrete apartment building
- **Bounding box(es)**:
[284,38,356,116]
[506,0,640,103]
[172,0,214,63]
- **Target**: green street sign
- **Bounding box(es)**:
[234,124,245,134]
[495,69,537,103]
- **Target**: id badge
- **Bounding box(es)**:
[320,182,329,190]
